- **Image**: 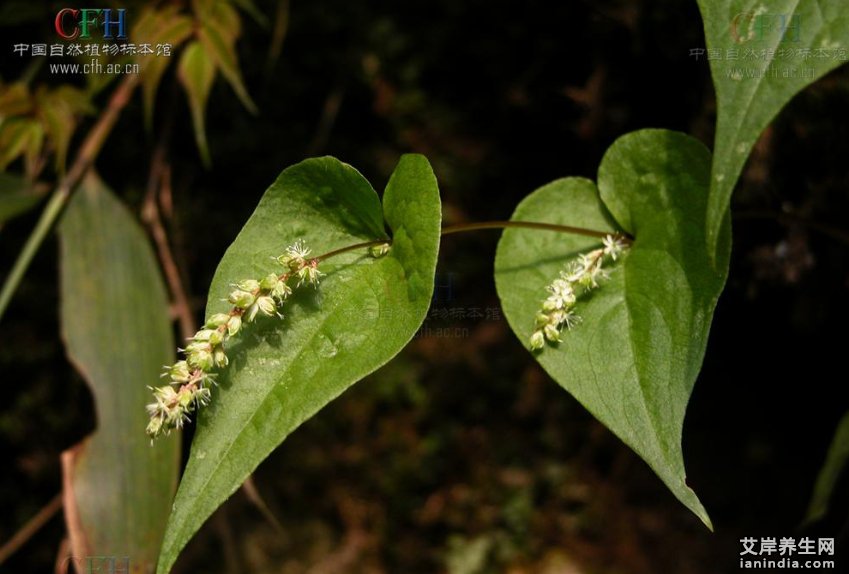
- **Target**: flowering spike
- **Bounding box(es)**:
[147,239,327,440]
[529,234,629,351]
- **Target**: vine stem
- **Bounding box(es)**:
[0,74,139,323]
[313,220,630,262]
[314,240,390,262]
[442,220,632,242]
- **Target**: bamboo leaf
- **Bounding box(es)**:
[59,173,180,571]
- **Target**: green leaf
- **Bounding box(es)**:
[495,130,730,528]
[198,18,258,114]
[132,7,194,128]
[194,0,243,40]
[0,82,33,119]
[804,411,849,525]
[36,85,93,173]
[156,155,441,574]
[0,118,43,175]
[178,41,217,166]
[697,0,849,259]
[230,0,270,28]
[0,172,45,225]
[58,173,179,570]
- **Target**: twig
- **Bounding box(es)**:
[0,73,139,323]
[241,476,285,535]
[142,158,196,341]
[441,220,631,242]
[264,0,290,75]
[0,493,63,565]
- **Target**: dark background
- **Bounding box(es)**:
[2,0,849,572]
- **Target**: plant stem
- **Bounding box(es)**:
[0,493,62,565]
[314,239,391,262]
[442,220,632,243]
[314,220,628,262]
[0,74,139,323]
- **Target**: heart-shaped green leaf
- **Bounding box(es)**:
[495,130,730,528]
[156,155,441,573]
[697,0,849,259]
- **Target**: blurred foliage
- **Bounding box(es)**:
[0,81,92,177]
[58,173,179,571]
[1,0,848,572]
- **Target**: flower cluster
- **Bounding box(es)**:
[146,241,323,440]
[529,234,629,351]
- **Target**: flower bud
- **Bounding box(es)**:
[228,289,256,309]
[543,324,561,342]
[214,347,229,368]
[146,416,164,438]
[272,281,292,302]
[177,387,194,409]
[256,296,276,317]
[153,384,179,403]
[259,273,279,291]
[297,264,323,287]
[369,243,391,258]
[185,341,211,355]
[245,302,260,323]
[208,329,224,346]
[205,313,231,328]
[192,329,216,342]
[187,348,214,371]
[529,330,545,351]
[226,315,242,337]
[166,360,191,383]
[237,279,260,292]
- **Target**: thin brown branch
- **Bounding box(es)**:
[241,476,285,536]
[314,239,391,262]
[0,493,63,565]
[442,220,632,243]
[60,74,139,209]
[0,73,139,321]
[142,158,196,341]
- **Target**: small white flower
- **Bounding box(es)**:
[286,239,311,260]
[603,234,627,260]
[297,261,323,287]
[277,240,312,270]
[256,295,277,317]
